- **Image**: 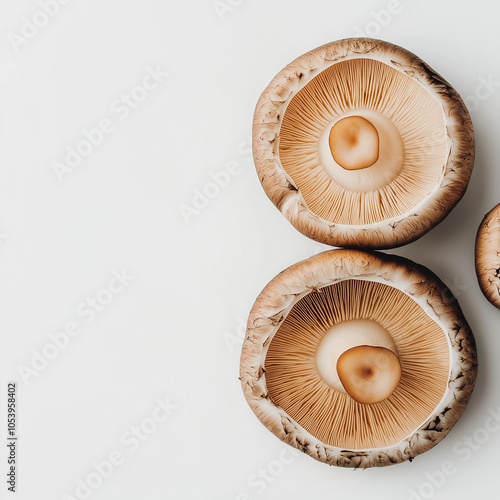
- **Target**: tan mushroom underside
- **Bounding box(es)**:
[475,202,500,309]
[279,57,446,225]
[253,38,474,249]
[240,250,477,468]
[265,278,449,450]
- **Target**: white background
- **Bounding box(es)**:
[1,1,499,499]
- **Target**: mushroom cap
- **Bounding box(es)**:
[475,202,500,309]
[253,38,475,249]
[240,250,477,468]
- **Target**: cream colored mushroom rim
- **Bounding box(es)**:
[240,250,477,468]
[253,38,474,249]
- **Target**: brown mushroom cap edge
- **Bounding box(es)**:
[475,202,500,309]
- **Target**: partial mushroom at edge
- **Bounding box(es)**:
[475,202,500,309]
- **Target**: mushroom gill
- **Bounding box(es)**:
[264,278,450,450]
[278,57,447,225]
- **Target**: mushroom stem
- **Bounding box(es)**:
[336,345,402,404]
[329,116,379,170]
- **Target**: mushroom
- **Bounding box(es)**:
[253,38,475,249]
[475,202,500,309]
[240,249,477,468]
